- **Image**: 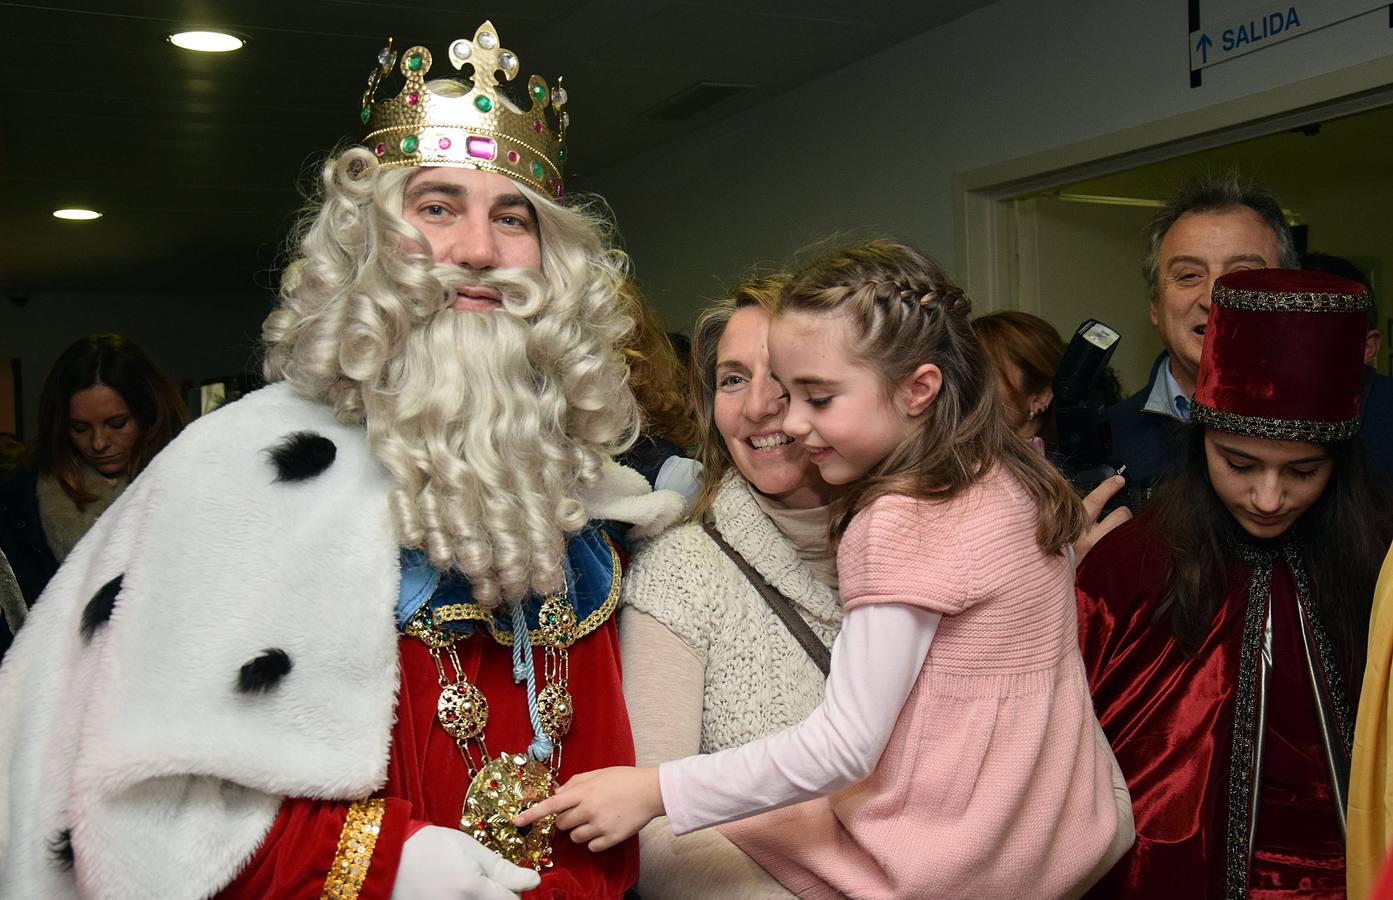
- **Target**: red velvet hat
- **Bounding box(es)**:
[1191,268,1372,442]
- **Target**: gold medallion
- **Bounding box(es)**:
[537,683,574,739]
[437,681,489,741]
[537,592,577,647]
[462,753,557,870]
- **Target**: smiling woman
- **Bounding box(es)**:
[1076,268,1393,897]
[0,334,187,632]
[619,274,834,899]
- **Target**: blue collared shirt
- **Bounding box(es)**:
[1143,354,1191,422]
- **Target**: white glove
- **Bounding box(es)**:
[391,825,542,900]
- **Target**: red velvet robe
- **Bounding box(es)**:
[216,617,638,899]
[1077,516,1352,899]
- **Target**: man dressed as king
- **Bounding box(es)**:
[0,18,683,899]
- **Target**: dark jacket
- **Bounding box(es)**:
[1104,353,1188,496]
[1361,367,1393,483]
[0,467,59,609]
[0,466,59,661]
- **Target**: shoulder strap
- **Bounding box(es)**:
[700,520,831,675]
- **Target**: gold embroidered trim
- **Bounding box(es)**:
[1192,401,1360,442]
[319,798,385,900]
[430,531,622,647]
[1212,284,1371,313]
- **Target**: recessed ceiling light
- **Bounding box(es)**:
[168,31,245,53]
[53,208,102,221]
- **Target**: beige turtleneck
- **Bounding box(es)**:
[748,490,838,591]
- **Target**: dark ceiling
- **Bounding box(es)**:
[0,0,994,295]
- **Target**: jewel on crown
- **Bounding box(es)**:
[359,21,569,199]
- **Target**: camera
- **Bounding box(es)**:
[1051,320,1145,512]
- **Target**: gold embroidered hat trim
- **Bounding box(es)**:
[1212,283,1372,314]
[1191,400,1361,443]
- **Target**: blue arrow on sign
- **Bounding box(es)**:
[1196,32,1212,63]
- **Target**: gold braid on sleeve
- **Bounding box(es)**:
[320,798,386,899]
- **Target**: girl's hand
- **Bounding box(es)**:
[1075,473,1132,563]
[514,766,664,852]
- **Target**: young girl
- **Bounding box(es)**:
[520,240,1129,898]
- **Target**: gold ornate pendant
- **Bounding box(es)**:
[437,681,489,741]
[462,753,557,870]
[536,683,573,738]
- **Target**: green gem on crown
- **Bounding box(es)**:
[558,147,568,162]
[406,52,423,71]
[530,160,545,179]
[401,135,419,154]
[474,95,493,113]
[531,83,546,101]
[359,106,371,125]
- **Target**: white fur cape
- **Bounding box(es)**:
[0,383,683,900]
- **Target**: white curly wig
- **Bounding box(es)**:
[263,146,639,605]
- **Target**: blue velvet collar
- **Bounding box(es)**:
[396,524,623,646]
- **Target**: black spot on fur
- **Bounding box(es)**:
[80,575,123,643]
[48,828,73,870]
[237,648,293,694]
[266,431,336,482]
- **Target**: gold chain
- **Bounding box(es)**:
[405,590,576,871]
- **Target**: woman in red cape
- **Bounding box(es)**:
[1077,268,1393,899]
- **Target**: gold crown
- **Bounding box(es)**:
[359,21,569,199]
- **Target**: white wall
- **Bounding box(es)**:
[593,0,1393,329]
[1016,198,1163,394]
[0,291,272,440]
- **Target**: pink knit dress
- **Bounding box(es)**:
[718,467,1119,899]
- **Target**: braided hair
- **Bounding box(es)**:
[780,240,1085,552]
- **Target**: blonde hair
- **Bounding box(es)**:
[263,147,638,604]
[618,281,699,449]
[686,274,789,520]
[780,240,1085,553]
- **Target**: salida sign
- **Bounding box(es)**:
[1190,0,1386,72]
[1216,6,1301,52]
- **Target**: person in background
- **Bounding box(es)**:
[1301,250,1393,482]
[1106,172,1298,495]
[973,310,1066,449]
[1078,268,1393,897]
[616,280,703,509]
[0,334,187,612]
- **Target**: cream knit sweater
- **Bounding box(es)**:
[621,471,841,898]
[623,470,841,753]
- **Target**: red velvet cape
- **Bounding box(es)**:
[1077,517,1350,898]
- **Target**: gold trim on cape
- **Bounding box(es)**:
[430,531,621,647]
[320,798,385,899]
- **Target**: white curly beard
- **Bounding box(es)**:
[361,269,591,607]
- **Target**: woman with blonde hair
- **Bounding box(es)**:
[619,273,832,898]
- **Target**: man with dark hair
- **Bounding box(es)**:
[1106,172,1299,492]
